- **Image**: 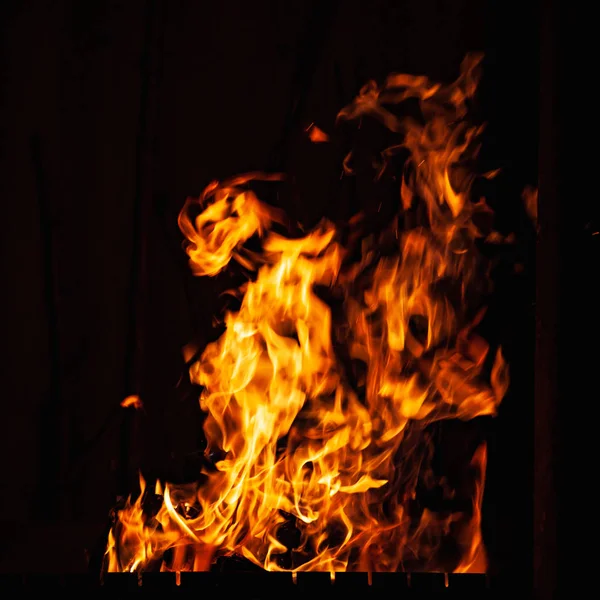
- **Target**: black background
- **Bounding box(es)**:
[0,1,575,596]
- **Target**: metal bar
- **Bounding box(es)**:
[0,571,496,595]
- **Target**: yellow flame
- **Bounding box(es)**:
[107,53,509,575]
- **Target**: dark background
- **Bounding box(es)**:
[0,0,570,595]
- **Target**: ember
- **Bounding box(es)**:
[106,53,509,575]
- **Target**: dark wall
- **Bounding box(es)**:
[0,0,541,577]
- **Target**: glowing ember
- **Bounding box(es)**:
[106,54,510,575]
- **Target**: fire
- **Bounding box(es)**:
[121,395,144,410]
[106,54,509,575]
[305,123,330,143]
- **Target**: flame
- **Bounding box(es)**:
[454,442,488,573]
[121,395,144,410]
[306,123,330,143]
[107,53,509,575]
[522,185,538,230]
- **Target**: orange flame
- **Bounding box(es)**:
[522,185,538,230]
[306,123,330,143]
[121,395,144,410]
[107,53,509,575]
